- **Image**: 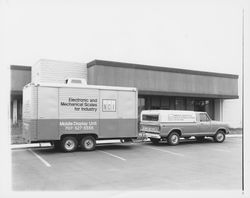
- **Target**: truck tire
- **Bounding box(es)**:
[214,130,225,143]
[61,136,78,152]
[167,132,180,146]
[196,136,205,142]
[150,138,160,144]
[80,136,96,151]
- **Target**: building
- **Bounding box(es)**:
[11,65,31,127]
[10,59,239,130]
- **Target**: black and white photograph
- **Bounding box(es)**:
[1,0,250,197]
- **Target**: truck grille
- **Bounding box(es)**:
[141,125,160,133]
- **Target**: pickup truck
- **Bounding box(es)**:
[140,110,230,145]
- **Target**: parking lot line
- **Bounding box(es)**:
[99,150,126,161]
[28,149,52,167]
[210,148,230,153]
[147,147,185,157]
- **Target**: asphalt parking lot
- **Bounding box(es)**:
[12,136,242,191]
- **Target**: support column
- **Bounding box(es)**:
[214,99,223,121]
[12,100,17,125]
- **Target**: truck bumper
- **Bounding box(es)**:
[144,132,161,139]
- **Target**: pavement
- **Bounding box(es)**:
[12,135,242,191]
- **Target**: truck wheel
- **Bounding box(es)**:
[167,132,180,146]
[80,136,96,151]
[61,136,78,152]
[214,130,225,143]
[196,136,205,142]
[150,138,160,144]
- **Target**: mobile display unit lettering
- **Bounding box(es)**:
[23,82,138,152]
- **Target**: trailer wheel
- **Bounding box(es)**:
[80,136,96,151]
[61,136,78,152]
[214,130,225,143]
[167,132,180,146]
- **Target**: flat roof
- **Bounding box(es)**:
[25,83,137,92]
[10,65,31,71]
[87,60,238,79]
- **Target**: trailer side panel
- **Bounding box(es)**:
[58,87,100,137]
[37,87,59,140]
[23,85,38,143]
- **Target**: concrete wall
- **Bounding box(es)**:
[214,99,222,121]
[214,99,242,128]
[223,99,242,128]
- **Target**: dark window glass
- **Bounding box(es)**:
[142,114,159,121]
[175,98,185,110]
[138,98,145,117]
[186,98,194,110]
[194,100,206,111]
[161,97,170,109]
[151,97,160,109]
[200,113,210,122]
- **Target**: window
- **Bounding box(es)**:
[151,97,160,109]
[200,113,210,122]
[186,98,194,110]
[175,98,185,110]
[142,114,159,121]
[161,97,170,109]
[138,97,145,116]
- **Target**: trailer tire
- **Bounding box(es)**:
[214,130,225,143]
[61,136,78,152]
[80,136,96,151]
[167,132,180,146]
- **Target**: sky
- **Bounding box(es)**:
[2,0,247,75]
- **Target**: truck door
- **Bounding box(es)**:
[198,113,212,134]
[37,87,59,140]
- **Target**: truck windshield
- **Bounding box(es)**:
[142,114,159,121]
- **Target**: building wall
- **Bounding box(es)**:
[11,66,31,126]
[222,99,242,128]
[87,60,238,99]
[214,99,222,121]
[10,61,240,129]
[11,66,31,92]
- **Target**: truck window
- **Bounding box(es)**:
[142,114,159,121]
[200,113,210,122]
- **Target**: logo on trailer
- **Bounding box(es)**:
[102,99,116,112]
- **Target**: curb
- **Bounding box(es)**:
[11,134,241,150]
[11,139,122,150]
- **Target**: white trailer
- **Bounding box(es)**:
[23,81,138,152]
